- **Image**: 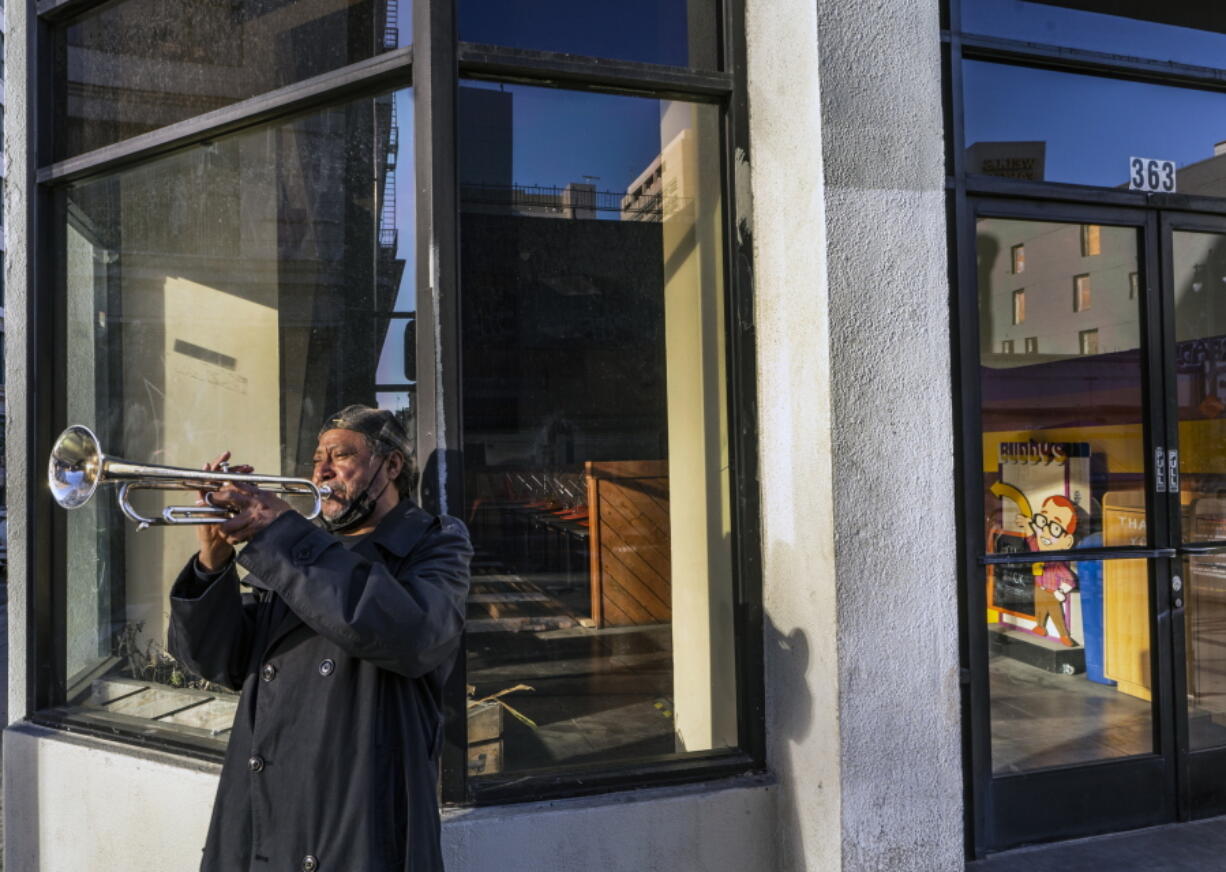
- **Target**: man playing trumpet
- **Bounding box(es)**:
[168,405,471,872]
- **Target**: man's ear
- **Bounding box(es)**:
[386,450,405,481]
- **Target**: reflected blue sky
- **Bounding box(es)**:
[964,1,1226,69]
[461,81,664,196]
[964,60,1226,187]
[459,0,696,66]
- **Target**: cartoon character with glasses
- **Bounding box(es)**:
[1026,495,1080,647]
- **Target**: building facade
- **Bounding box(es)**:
[14,2,1226,871]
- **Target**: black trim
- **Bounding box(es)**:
[28,709,225,764]
[37,46,414,186]
[961,33,1226,94]
[458,43,731,102]
[469,750,757,805]
[412,0,467,806]
[35,0,109,23]
[721,0,766,772]
[980,548,1175,565]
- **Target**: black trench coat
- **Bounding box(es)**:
[168,500,472,872]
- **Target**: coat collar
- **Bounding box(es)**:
[263,500,436,656]
[362,499,435,559]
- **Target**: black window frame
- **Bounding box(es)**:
[24,0,765,808]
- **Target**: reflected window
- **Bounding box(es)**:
[459,0,718,69]
[1002,339,1015,354]
[1012,289,1026,324]
[1082,224,1102,257]
[60,88,415,749]
[1024,336,1038,354]
[1130,271,1139,300]
[57,0,411,160]
[1080,328,1099,354]
[1012,243,1025,274]
[458,81,735,775]
[1075,274,1092,312]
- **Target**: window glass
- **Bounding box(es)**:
[57,0,411,160]
[963,1,1226,71]
[61,88,414,749]
[979,217,1154,772]
[459,0,718,69]
[1172,230,1226,546]
[458,82,736,776]
[964,61,1226,197]
[989,556,1156,773]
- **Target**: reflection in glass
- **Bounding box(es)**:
[963,0,1226,71]
[990,558,1155,773]
[978,217,1145,549]
[965,61,1226,197]
[1173,231,1226,544]
[62,88,415,749]
[58,0,411,160]
[458,82,734,775]
[459,0,717,68]
[979,219,1154,771]
[1186,553,1226,750]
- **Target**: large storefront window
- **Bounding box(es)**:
[61,88,414,748]
[458,83,735,774]
[37,0,757,805]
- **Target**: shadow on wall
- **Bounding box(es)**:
[766,603,814,872]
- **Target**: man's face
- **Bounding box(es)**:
[312,429,377,521]
[1031,503,1076,552]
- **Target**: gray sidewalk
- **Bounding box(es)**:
[969,817,1226,871]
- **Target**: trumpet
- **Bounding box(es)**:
[48,424,332,530]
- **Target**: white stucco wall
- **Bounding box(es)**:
[3,723,775,872]
[5,0,30,734]
[745,0,843,868]
[818,1,963,870]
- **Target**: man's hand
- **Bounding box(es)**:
[196,452,253,572]
[211,481,295,545]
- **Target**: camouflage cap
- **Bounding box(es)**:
[319,404,412,458]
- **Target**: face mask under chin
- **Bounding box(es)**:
[319,456,389,534]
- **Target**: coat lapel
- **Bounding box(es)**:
[260,501,436,656]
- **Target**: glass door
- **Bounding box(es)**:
[967,201,1179,851]
[1163,213,1226,818]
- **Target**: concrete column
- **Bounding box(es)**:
[748,0,962,869]
[820,1,962,870]
[6,0,31,731]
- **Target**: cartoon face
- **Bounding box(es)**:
[1030,501,1076,551]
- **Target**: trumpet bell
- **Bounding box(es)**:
[49,424,104,510]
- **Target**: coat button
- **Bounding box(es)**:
[248,755,265,773]
[318,658,335,677]
[301,855,319,872]
[261,663,277,682]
